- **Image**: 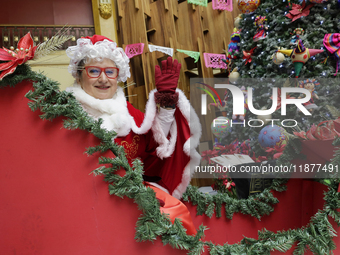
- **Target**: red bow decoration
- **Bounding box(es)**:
[243,47,257,65]
[293,120,340,140]
[286,0,314,22]
[0,32,37,80]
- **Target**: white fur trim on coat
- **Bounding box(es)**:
[66,84,202,199]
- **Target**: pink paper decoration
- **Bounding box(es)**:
[203,53,228,69]
[212,0,233,11]
[124,43,144,58]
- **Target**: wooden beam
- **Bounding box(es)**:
[116,0,124,18]
[164,0,169,11]
[134,0,140,10]
[91,0,101,35]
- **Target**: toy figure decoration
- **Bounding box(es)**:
[278,39,324,77]
[224,28,241,70]
[290,28,305,46]
[298,79,320,112]
[253,16,268,42]
[209,90,229,116]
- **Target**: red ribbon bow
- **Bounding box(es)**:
[294,121,340,140]
[0,32,37,80]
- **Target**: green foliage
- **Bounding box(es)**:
[221,0,340,158]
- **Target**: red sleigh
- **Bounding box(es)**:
[1,80,339,254]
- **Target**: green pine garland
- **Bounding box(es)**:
[1,64,340,254]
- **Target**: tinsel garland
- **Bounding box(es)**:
[1,64,340,254]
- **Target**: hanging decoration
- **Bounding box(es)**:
[253,16,268,42]
[309,0,328,3]
[243,47,257,65]
[234,14,242,29]
[286,0,314,22]
[0,31,72,80]
[294,120,340,140]
[223,28,241,70]
[212,0,233,11]
[297,79,320,112]
[148,44,173,57]
[176,49,200,63]
[272,51,285,65]
[208,90,228,116]
[211,116,232,138]
[124,43,144,58]
[290,28,304,46]
[256,107,272,125]
[0,33,37,80]
[203,53,228,69]
[228,67,240,84]
[323,33,340,76]
[237,0,260,14]
[187,0,208,7]
[278,39,324,77]
[258,125,288,149]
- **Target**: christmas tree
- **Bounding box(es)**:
[217,0,340,164]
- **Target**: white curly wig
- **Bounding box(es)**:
[66,35,130,82]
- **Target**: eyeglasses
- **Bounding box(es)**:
[84,66,119,79]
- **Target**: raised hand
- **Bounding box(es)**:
[155,57,181,94]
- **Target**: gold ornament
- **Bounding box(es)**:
[99,3,112,19]
[229,68,240,84]
[234,14,242,30]
[256,107,272,125]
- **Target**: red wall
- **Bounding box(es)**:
[0,0,93,25]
